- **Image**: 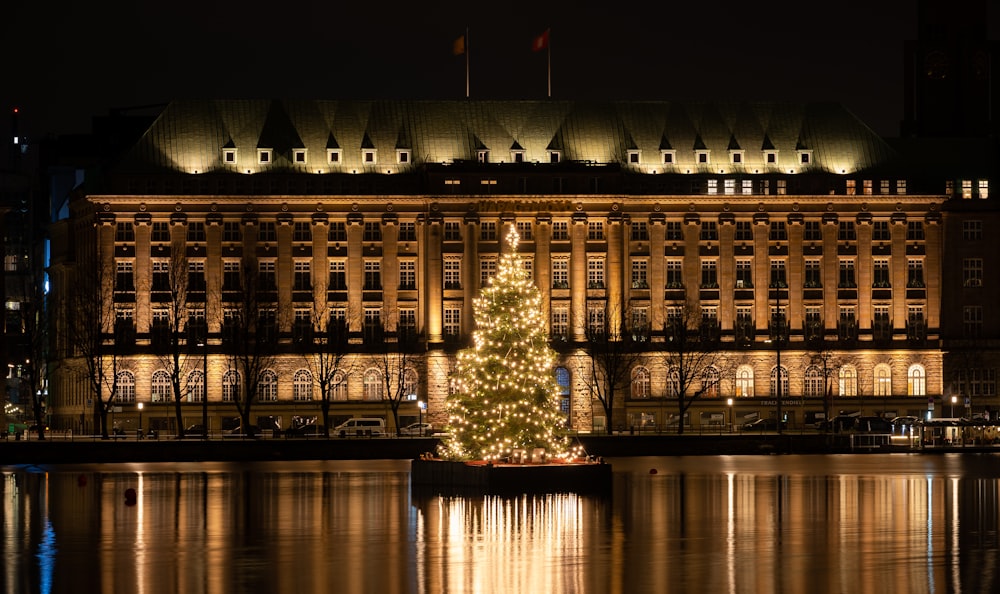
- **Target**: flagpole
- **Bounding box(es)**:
[547,29,551,98]
[465,27,470,98]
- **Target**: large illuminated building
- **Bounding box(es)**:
[42,93,999,434]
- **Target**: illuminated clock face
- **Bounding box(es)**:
[925,51,949,80]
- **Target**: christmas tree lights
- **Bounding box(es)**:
[440,227,575,461]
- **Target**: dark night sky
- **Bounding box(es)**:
[4,0,999,151]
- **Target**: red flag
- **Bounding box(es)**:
[453,34,465,56]
[532,28,550,52]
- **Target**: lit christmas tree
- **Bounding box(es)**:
[441,227,574,461]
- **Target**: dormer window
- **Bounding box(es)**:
[661,150,676,165]
[548,150,561,163]
[695,150,710,164]
[257,149,272,164]
[362,149,377,164]
[763,150,778,165]
[627,149,640,164]
[327,149,342,164]
[222,148,237,164]
[293,149,307,164]
[511,149,525,163]
[477,150,490,163]
[729,150,745,164]
[396,149,411,164]
[797,150,813,165]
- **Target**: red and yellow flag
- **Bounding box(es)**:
[453,34,466,56]
[532,29,550,52]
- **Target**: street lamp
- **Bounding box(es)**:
[418,400,426,436]
[137,402,144,439]
[951,395,957,418]
[727,398,733,432]
[199,340,208,439]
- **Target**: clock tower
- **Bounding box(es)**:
[902,0,998,137]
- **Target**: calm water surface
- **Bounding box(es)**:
[3,454,1000,593]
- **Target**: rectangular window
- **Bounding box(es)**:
[587,258,605,289]
[805,306,822,333]
[444,307,461,339]
[115,260,135,292]
[516,221,533,240]
[223,221,242,242]
[804,259,822,288]
[151,260,170,292]
[444,222,462,241]
[480,257,497,286]
[906,221,924,241]
[964,306,983,339]
[328,260,346,290]
[551,307,569,340]
[258,260,276,290]
[838,259,856,288]
[478,221,496,241]
[700,221,718,241]
[897,180,907,195]
[521,258,533,280]
[963,258,983,287]
[363,260,381,290]
[328,222,347,242]
[399,308,417,340]
[846,179,856,195]
[769,221,787,241]
[707,179,718,194]
[587,221,605,240]
[863,180,873,195]
[735,259,753,288]
[363,308,382,343]
[363,222,382,242]
[293,261,311,291]
[259,222,277,242]
[741,180,753,194]
[630,222,649,241]
[665,221,684,241]
[873,305,891,340]
[399,260,416,290]
[588,306,606,337]
[666,260,683,288]
[777,179,786,195]
[769,260,787,288]
[724,179,735,195]
[963,220,983,241]
[838,221,856,241]
[115,222,135,242]
[700,260,718,288]
[880,180,890,194]
[551,221,569,240]
[187,222,206,242]
[552,259,569,289]
[979,180,989,199]
[907,259,924,288]
[151,222,171,242]
[218,260,239,292]
[399,222,417,241]
[631,260,648,289]
[804,221,822,242]
[735,221,753,241]
[443,258,462,289]
[293,222,311,242]
[872,221,891,241]
[187,260,205,292]
[873,258,890,287]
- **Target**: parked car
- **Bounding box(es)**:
[334,418,385,437]
[285,422,323,437]
[742,418,786,431]
[399,422,433,436]
[185,424,207,437]
[891,416,921,436]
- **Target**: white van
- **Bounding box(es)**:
[334,418,385,437]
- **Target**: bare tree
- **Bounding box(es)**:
[151,248,196,437]
[65,253,127,438]
[369,312,422,435]
[16,269,49,439]
[809,348,840,430]
[299,301,354,438]
[576,303,649,435]
[658,303,727,434]
[221,257,279,435]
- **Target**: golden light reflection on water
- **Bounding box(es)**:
[2,456,1000,593]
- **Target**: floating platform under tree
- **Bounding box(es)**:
[411,455,613,495]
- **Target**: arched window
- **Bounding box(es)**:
[803,366,824,398]
[555,367,571,416]
[875,364,893,397]
[666,367,681,398]
[364,369,382,400]
[151,370,171,402]
[907,364,926,396]
[293,370,313,401]
[186,370,204,402]
[735,365,754,398]
[403,368,419,400]
[222,370,240,402]
[259,370,278,401]
[117,371,136,402]
[331,371,348,401]
[769,365,789,398]
[701,367,720,398]
[839,365,858,397]
[631,366,650,398]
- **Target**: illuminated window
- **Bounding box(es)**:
[117,371,136,403]
[363,369,381,400]
[846,179,856,195]
[185,371,204,403]
[880,180,889,194]
[874,364,892,397]
[587,306,606,337]
[863,179,872,195]
[398,259,416,290]
[222,370,240,402]
[962,179,973,199]
[587,258,605,289]
[631,367,650,398]
[724,179,735,194]
[707,179,718,194]
[551,307,569,340]
[803,366,824,397]
[735,365,754,397]
[777,180,786,195]
[151,371,171,403]
[896,180,906,194]
[444,307,461,339]
[293,370,313,401]
[741,180,752,194]
[839,365,858,397]
[443,257,462,289]
[907,364,926,397]
[551,258,568,289]
[979,179,989,199]
[480,256,497,286]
